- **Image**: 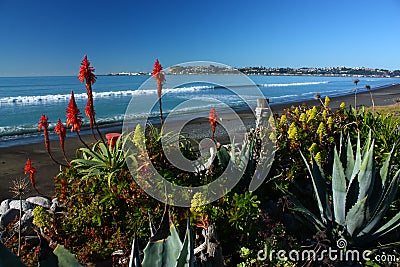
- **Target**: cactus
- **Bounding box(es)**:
[282,133,400,248]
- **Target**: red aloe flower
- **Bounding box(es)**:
[152,59,166,124]
[54,118,66,150]
[78,55,96,133]
[38,114,50,153]
[24,158,37,190]
[78,55,96,85]
[209,108,218,140]
[66,91,83,132]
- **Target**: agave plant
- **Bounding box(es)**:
[129,204,222,267]
[283,133,400,248]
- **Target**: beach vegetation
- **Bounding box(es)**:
[5,56,400,266]
[280,133,400,263]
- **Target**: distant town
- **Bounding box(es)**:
[103,66,400,78]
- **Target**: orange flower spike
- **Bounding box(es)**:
[24,158,37,189]
[54,118,66,150]
[209,108,218,140]
[152,59,166,124]
[78,55,96,130]
[38,114,50,153]
[152,59,162,76]
[78,55,96,85]
[66,91,83,132]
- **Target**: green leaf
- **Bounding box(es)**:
[357,140,375,202]
[372,211,400,239]
[277,185,325,230]
[361,169,400,236]
[346,196,367,236]
[379,145,395,187]
[332,148,347,226]
[0,243,27,267]
[300,151,331,224]
[345,135,355,180]
[217,146,230,169]
[53,245,84,267]
[142,205,183,267]
[129,234,142,267]
[176,219,194,267]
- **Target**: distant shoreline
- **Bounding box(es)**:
[100,66,400,78]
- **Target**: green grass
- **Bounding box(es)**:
[368,103,400,118]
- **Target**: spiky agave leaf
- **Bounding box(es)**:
[176,219,194,267]
[277,185,325,231]
[332,148,347,226]
[346,196,368,236]
[300,151,332,224]
[357,140,375,202]
[129,234,142,267]
[141,205,182,267]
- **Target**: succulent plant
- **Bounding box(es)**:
[130,204,223,267]
[283,133,400,248]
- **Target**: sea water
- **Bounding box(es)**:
[0,75,399,147]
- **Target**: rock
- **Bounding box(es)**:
[26,196,51,209]
[9,200,32,212]
[50,198,64,213]
[13,220,36,236]
[0,199,11,215]
[12,209,35,236]
[21,209,33,223]
[0,209,20,228]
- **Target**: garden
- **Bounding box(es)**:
[1,56,400,267]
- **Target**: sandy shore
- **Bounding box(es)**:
[0,84,399,200]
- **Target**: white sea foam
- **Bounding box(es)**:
[261,81,329,87]
[0,85,214,106]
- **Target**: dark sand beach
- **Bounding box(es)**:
[0,84,399,200]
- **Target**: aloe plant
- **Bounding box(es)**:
[283,133,400,248]
[71,135,127,187]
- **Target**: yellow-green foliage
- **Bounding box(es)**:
[327,117,334,130]
[324,96,330,108]
[32,206,52,231]
[280,114,287,126]
[314,152,322,164]
[307,106,318,122]
[308,143,318,155]
[190,192,209,214]
[299,113,307,122]
[288,122,299,140]
[316,122,326,141]
[133,124,145,151]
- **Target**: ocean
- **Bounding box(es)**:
[0,75,399,148]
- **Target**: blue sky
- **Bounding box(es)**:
[0,0,399,76]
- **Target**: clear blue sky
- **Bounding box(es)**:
[0,0,399,76]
